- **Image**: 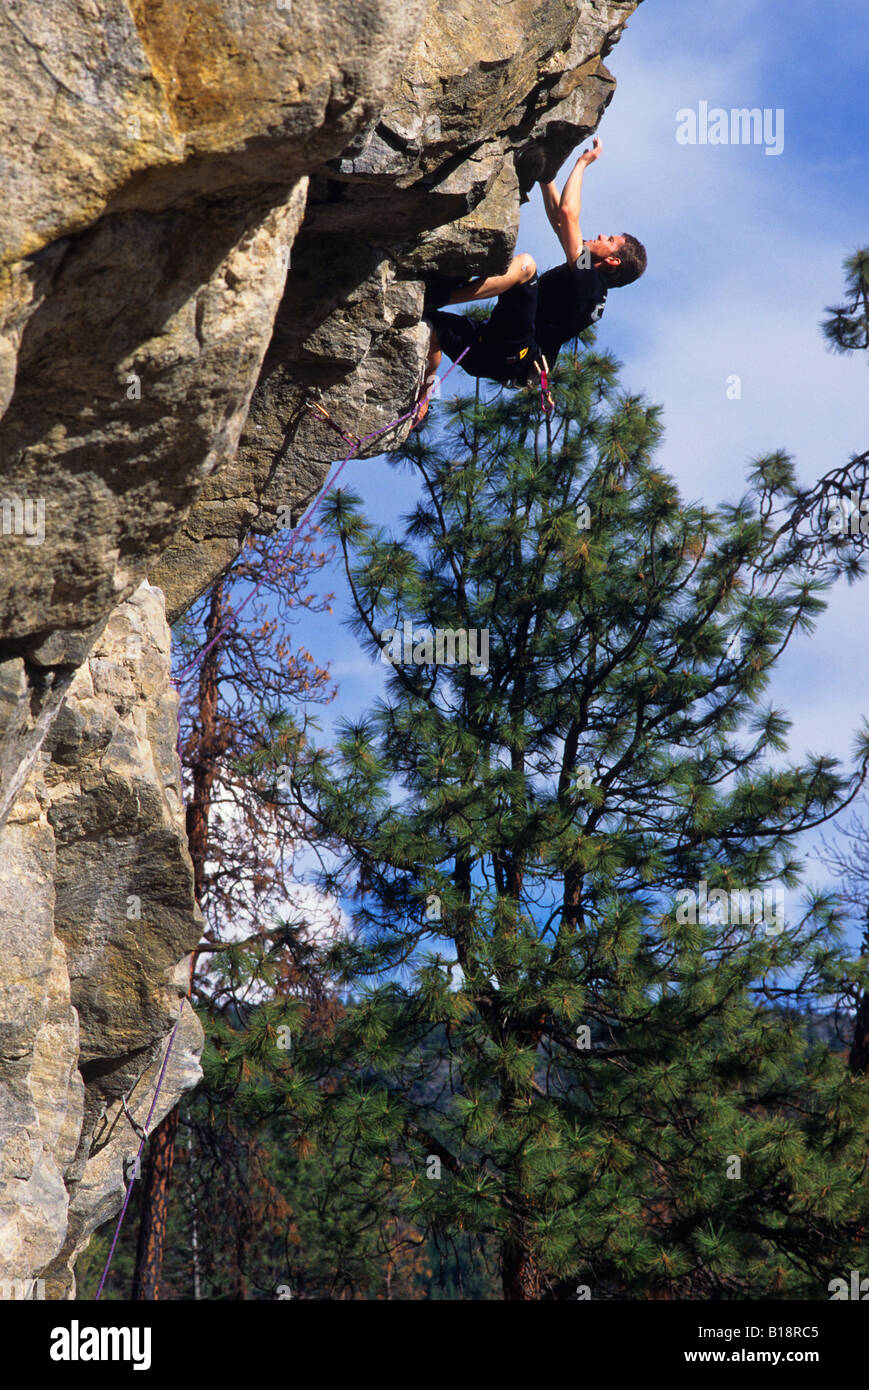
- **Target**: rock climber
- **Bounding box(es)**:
[413,137,646,424]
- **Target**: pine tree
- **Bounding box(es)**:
[275,341,869,1300]
[822,247,869,356]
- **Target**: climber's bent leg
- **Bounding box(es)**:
[446,253,537,306]
[422,308,478,369]
[416,254,540,402]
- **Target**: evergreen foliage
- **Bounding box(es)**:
[269,341,869,1299]
[822,247,869,357]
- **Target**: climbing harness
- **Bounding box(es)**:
[498,347,553,413]
[499,342,533,388]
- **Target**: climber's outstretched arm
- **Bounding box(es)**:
[539,178,563,238]
[539,136,602,265]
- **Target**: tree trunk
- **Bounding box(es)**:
[130,582,223,1299]
[131,1107,179,1299]
[502,1241,542,1300]
[187,1129,202,1300]
[849,994,869,1072]
[185,581,223,905]
[849,921,869,1074]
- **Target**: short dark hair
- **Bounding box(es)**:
[605,233,646,288]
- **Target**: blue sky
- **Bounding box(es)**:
[285,0,869,911]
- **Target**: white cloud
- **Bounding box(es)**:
[277,879,352,947]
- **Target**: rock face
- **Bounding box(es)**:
[0,0,640,1294]
[0,581,203,1298]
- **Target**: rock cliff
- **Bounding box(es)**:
[0,0,640,1296]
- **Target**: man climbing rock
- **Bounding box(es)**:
[414,138,646,423]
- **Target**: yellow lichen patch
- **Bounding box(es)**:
[128,0,271,139]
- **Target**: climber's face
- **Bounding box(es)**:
[584,233,625,267]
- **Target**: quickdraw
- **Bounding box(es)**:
[534,355,555,413]
[121,1093,149,1144]
[306,399,361,449]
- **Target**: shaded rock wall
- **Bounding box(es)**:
[0,0,640,1294]
[0,581,203,1297]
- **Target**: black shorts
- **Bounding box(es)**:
[428,275,541,386]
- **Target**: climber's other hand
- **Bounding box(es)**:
[578,136,602,166]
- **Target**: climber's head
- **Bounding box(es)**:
[585,232,646,287]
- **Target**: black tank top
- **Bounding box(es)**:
[534,260,608,366]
